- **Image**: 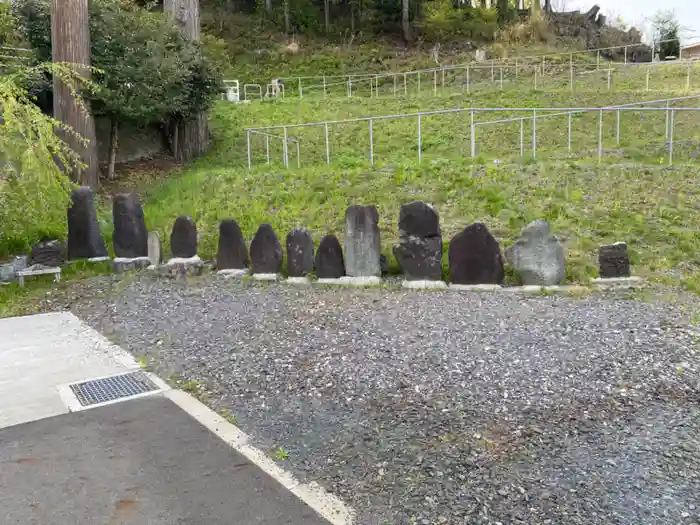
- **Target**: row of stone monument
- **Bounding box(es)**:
[57,187,631,284]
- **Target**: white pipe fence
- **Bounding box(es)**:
[243,39,689,101]
[245,95,700,169]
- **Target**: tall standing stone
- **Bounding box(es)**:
[147,232,162,265]
[315,234,345,278]
[344,205,381,277]
[67,187,107,260]
[286,228,314,277]
[250,224,283,274]
[112,193,148,258]
[393,201,443,281]
[505,220,566,286]
[448,222,504,285]
[170,216,197,258]
[599,242,631,278]
[217,219,249,270]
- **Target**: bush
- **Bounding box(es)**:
[420,1,499,43]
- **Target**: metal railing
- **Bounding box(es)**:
[243,38,687,100]
[249,130,300,168]
[245,95,700,169]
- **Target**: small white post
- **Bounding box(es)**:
[404,73,408,96]
[324,122,330,165]
[624,46,627,64]
[283,127,289,167]
[491,60,495,83]
[417,114,422,162]
[246,130,251,170]
[348,76,352,97]
[466,66,470,93]
[597,50,600,70]
[433,70,437,96]
[499,67,503,90]
[265,135,270,164]
[369,119,374,166]
[298,78,303,98]
[417,72,421,93]
[515,58,518,78]
[393,74,397,97]
[375,75,379,98]
[668,109,675,165]
[296,141,300,169]
[519,118,524,157]
[569,53,574,91]
[323,76,327,98]
[441,69,445,89]
[532,109,537,160]
[534,66,538,90]
[646,67,650,92]
[598,110,603,162]
[616,109,620,145]
[470,110,475,157]
[607,68,611,90]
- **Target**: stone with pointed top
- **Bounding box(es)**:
[112,193,148,258]
[170,216,197,258]
[217,219,249,270]
[315,235,345,278]
[286,228,314,277]
[448,222,504,285]
[67,187,107,260]
[250,224,283,274]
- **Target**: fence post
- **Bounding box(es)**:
[541,55,545,75]
[499,67,503,90]
[441,69,445,89]
[298,78,303,98]
[417,72,421,93]
[687,63,691,91]
[265,135,270,164]
[520,118,524,157]
[569,53,574,91]
[597,109,603,162]
[665,100,670,140]
[323,76,327,98]
[624,46,627,64]
[375,75,379,98]
[417,114,422,162]
[534,66,537,90]
[466,66,470,93]
[393,74,397,97]
[283,127,289,168]
[668,109,675,165]
[324,122,330,165]
[597,50,600,70]
[348,76,352,97]
[646,67,650,91]
[616,109,620,145]
[296,141,300,169]
[470,110,475,158]
[567,112,572,153]
[404,73,408,96]
[607,68,611,90]
[369,119,374,166]
[246,130,251,170]
[433,70,437,96]
[515,58,518,78]
[491,60,495,83]
[532,109,536,160]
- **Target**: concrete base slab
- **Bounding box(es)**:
[593,276,644,287]
[165,255,202,266]
[87,256,111,263]
[252,273,280,282]
[402,280,448,290]
[449,283,502,292]
[286,276,311,285]
[316,276,382,287]
[218,268,249,278]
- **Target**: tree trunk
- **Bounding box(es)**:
[543,0,550,12]
[324,0,330,32]
[265,0,272,12]
[401,0,410,43]
[51,0,99,189]
[163,0,209,163]
[284,0,290,33]
[107,118,118,180]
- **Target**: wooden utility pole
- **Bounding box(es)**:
[163,0,209,163]
[51,0,99,189]
[402,0,410,43]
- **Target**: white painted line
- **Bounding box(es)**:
[164,389,355,525]
[286,276,311,285]
[316,276,382,286]
[253,272,280,281]
[402,280,448,290]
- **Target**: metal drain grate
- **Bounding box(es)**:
[70,371,159,407]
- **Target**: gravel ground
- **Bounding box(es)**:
[70,275,700,525]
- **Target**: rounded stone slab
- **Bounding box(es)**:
[249,224,283,274]
[112,193,148,258]
[67,187,108,260]
[217,219,249,270]
[505,219,566,286]
[448,222,504,285]
[398,200,441,238]
[315,234,345,279]
[286,228,314,277]
[170,216,197,259]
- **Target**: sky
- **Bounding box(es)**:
[559,0,699,46]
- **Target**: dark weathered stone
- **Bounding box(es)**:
[249,224,283,274]
[344,205,381,277]
[29,240,65,267]
[286,228,314,277]
[147,232,162,265]
[505,220,566,285]
[448,223,504,285]
[599,242,631,278]
[217,219,248,270]
[170,216,197,258]
[394,237,443,281]
[67,187,107,260]
[315,235,345,278]
[394,200,443,280]
[398,201,441,238]
[112,193,148,258]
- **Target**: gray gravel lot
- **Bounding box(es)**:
[73,275,700,525]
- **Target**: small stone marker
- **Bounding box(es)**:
[217,219,249,270]
[249,223,283,274]
[67,187,107,260]
[170,216,197,258]
[29,240,65,267]
[394,201,443,281]
[344,205,381,277]
[315,234,345,278]
[112,193,148,258]
[0,256,28,283]
[598,242,631,278]
[448,222,504,285]
[147,232,162,266]
[505,220,566,286]
[286,228,314,277]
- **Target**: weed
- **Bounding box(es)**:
[272,446,290,461]
[218,408,238,426]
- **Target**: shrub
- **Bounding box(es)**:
[420,1,499,43]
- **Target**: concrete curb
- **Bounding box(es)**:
[316,276,382,287]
